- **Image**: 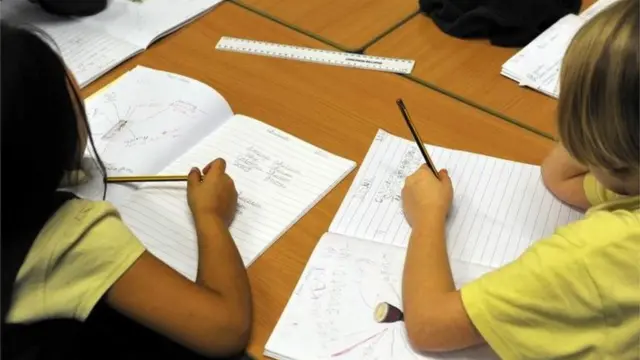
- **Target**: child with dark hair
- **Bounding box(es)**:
[1,22,253,360]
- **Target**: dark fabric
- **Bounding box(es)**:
[36,0,107,16]
[3,299,254,360]
[419,0,582,47]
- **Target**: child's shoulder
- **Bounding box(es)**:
[555,202,639,253]
[53,198,121,226]
[36,198,128,251]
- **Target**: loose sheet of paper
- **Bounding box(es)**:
[501,14,583,98]
[118,115,356,280]
[0,0,141,87]
[73,66,233,203]
[500,0,620,98]
[265,233,498,360]
[330,130,583,268]
[579,0,621,21]
[82,0,224,49]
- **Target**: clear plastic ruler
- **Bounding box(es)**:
[215,36,415,74]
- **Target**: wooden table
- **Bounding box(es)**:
[230,0,419,51]
[365,0,598,139]
[83,2,555,358]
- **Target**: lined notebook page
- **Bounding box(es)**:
[119,115,356,280]
[1,0,141,87]
[330,130,583,268]
[265,233,498,360]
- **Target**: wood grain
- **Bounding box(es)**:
[230,0,419,51]
[366,0,599,138]
[82,3,555,358]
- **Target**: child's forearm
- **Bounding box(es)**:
[194,214,252,321]
[403,214,455,300]
[402,215,483,351]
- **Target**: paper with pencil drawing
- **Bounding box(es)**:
[265,130,584,359]
[265,233,498,360]
[67,66,356,280]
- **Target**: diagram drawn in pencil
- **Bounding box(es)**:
[288,239,418,360]
[87,92,208,156]
[270,234,500,360]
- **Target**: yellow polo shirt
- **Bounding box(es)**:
[461,174,640,359]
[6,199,145,323]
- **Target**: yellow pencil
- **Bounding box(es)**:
[106,175,190,183]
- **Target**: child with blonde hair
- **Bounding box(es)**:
[400,0,639,357]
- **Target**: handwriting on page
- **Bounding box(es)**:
[265,233,498,360]
[118,115,355,280]
[330,130,584,269]
[501,14,584,98]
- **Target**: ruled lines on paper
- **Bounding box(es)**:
[330,130,583,268]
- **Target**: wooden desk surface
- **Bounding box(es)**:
[365,0,598,139]
[83,2,554,358]
[230,0,419,51]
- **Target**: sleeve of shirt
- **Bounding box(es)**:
[583,173,624,206]
[44,210,146,321]
[459,220,607,359]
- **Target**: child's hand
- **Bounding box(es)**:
[187,158,238,226]
[402,166,453,229]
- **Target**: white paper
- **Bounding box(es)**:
[330,130,583,268]
[72,66,233,203]
[579,0,620,21]
[0,0,223,87]
[0,0,141,87]
[500,0,621,98]
[265,233,498,360]
[118,115,356,280]
[82,0,223,49]
[501,14,583,98]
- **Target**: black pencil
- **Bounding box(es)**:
[396,99,439,179]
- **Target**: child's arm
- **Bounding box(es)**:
[401,166,485,352]
[541,143,591,210]
[106,159,252,357]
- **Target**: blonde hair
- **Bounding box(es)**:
[558,0,639,175]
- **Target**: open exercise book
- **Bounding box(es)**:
[72,65,355,280]
[265,130,584,360]
[500,0,619,98]
[1,0,223,87]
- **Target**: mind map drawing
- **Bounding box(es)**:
[87,88,209,164]
[284,235,417,360]
[269,234,499,360]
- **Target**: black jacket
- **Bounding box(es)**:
[420,0,582,47]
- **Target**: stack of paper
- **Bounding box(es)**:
[500,0,620,98]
